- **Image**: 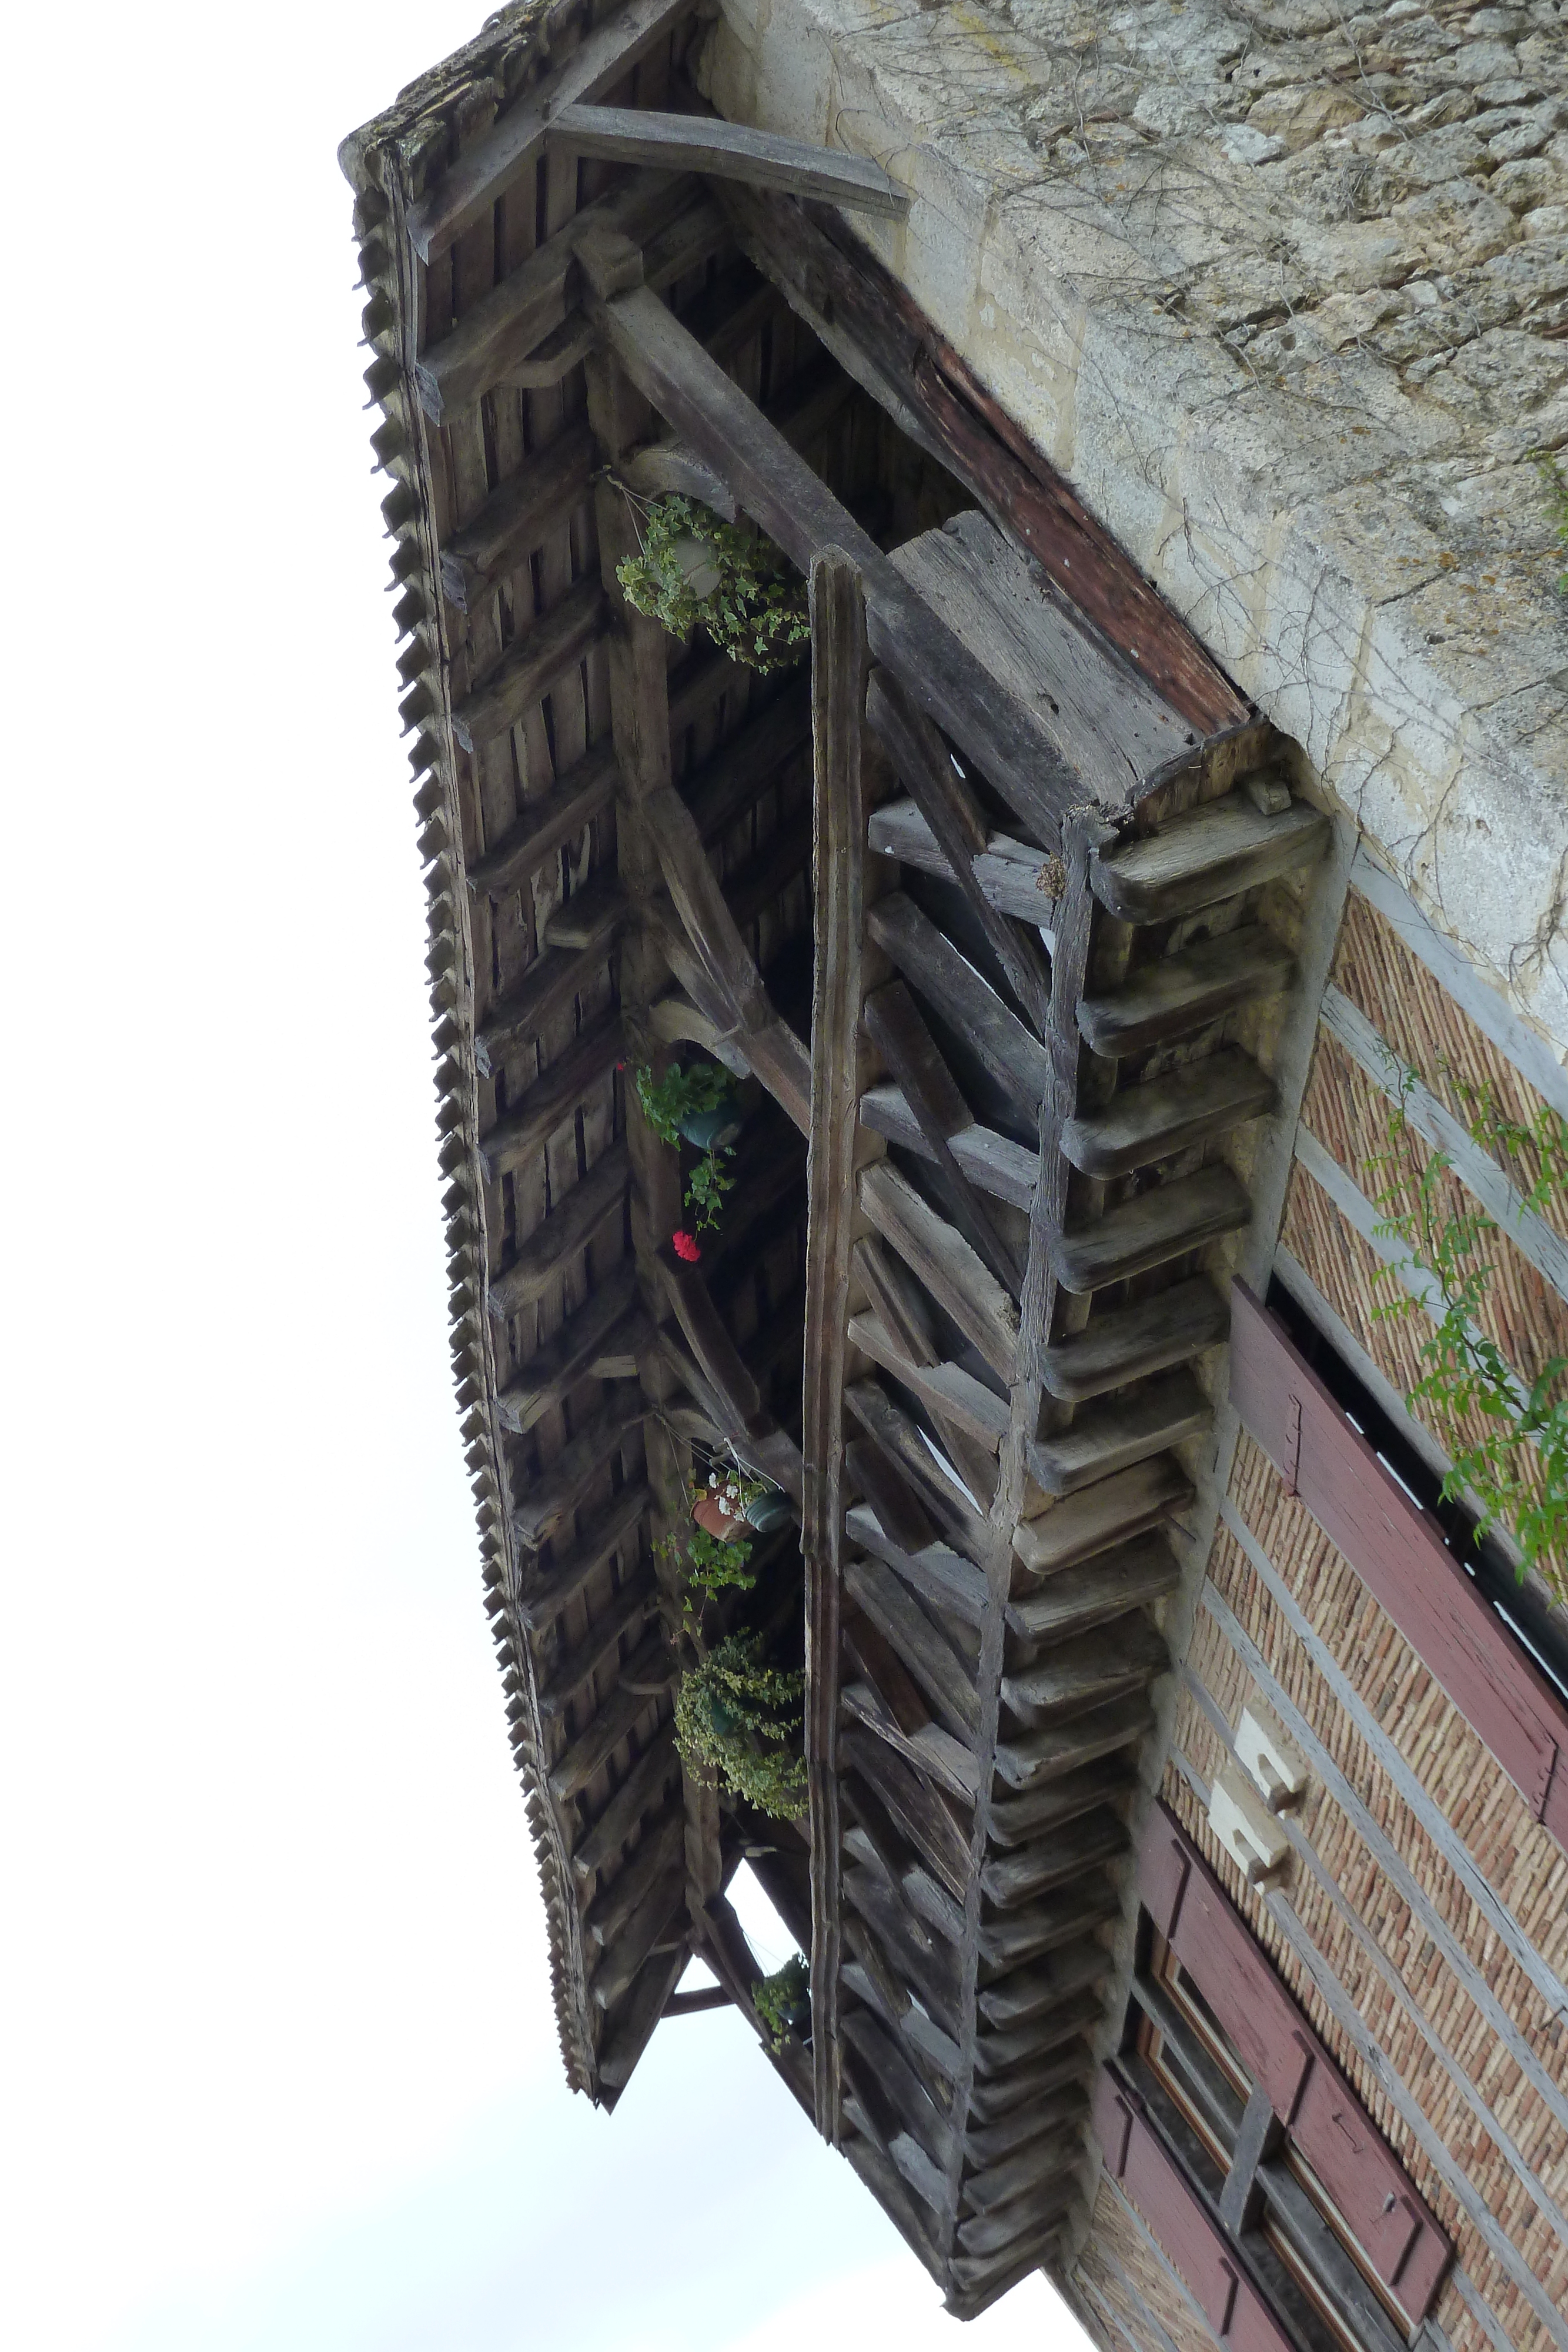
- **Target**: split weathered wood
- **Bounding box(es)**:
[845,1557,980,1742]
[1051,1162,1252,1294]
[496,1261,646,1433]
[549,103,910,217]
[439,421,597,612]
[979,1806,1131,1910]
[489,1140,630,1321]
[1041,1275,1229,1402]
[843,1851,967,2025]
[585,1805,686,1950]
[862,983,1028,1297]
[842,1678,980,1805]
[468,740,622,898]
[548,1635,667,1799]
[589,282,1079,846]
[513,1394,647,1547]
[868,797,1061,934]
[405,0,696,259]
[847,1505,989,1633]
[415,170,695,420]
[517,1478,652,1627]
[1061,1047,1276,1178]
[848,1310,1010,1455]
[864,671,1052,1031]
[1078,925,1298,1057]
[859,1162,1019,1382]
[1091,793,1330,923]
[890,514,1197,811]
[857,1087,1040,1213]
[537,1565,659,1723]
[992,1691,1155,1791]
[842,1730,974,1906]
[1012,1452,1194,1577]
[477,1011,624,1181]
[845,1380,989,1561]
[800,546,866,2140]
[1000,1617,1169,1728]
[570,1721,680,1884]
[452,576,607,751]
[1007,1534,1184,1651]
[720,182,1249,736]
[984,1764,1138,1853]
[477,917,627,1074]
[1027,1370,1211,1497]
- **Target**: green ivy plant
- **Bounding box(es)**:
[674,1633,807,1819]
[616,494,810,673]
[753,1953,810,2054]
[633,1058,739,1237]
[1368,1067,1568,1604]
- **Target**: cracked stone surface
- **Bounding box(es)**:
[703,0,1568,1052]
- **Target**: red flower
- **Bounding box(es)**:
[672,1230,701,1262]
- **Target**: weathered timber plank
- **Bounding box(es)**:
[974,1937,1114,2031]
[570,1720,680,1883]
[845,1556,979,1742]
[986,1766,1139,1854]
[597,1941,688,2092]
[1040,1276,1228,1402]
[477,1011,623,1181]
[1006,1534,1182,1651]
[1052,1163,1251,1294]
[965,2083,1088,2169]
[1091,793,1330,924]
[542,873,627,950]
[842,1855,967,2031]
[840,2009,960,2171]
[950,2219,1072,2300]
[414,170,692,419]
[497,1261,646,1434]
[518,1478,651,1623]
[848,1311,1010,1456]
[841,1732,974,1905]
[979,1806,1131,1910]
[863,982,1027,1297]
[452,576,607,751]
[978,1880,1119,1972]
[802,547,866,2140]
[549,1636,667,1799]
[847,1504,989,1630]
[891,513,1196,811]
[1061,1047,1276,1178]
[721,183,1248,736]
[857,1087,1039,1211]
[469,740,621,898]
[1012,1452,1193,1577]
[489,1141,631,1321]
[865,670,1052,1030]
[685,675,811,843]
[967,2036,1095,2123]
[1079,925,1297,1057]
[845,1379,991,1559]
[591,1864,687,2010]
[842,1679,979,1805]
[549,103,908,217]
[962,2114,1086,2211]
[868,796,1061,933]
[956,2180,1076,2259]
[1027,1370,1211,1496]
[859,1162,1018,1383]
[972,1983,1107,2078]
[584,1804,685,1950]
[992,1692,1155,1791]
[406,0,694,259]
[440,420,596,611]
[850,1440,939,1556]
[538,1564,659,1723]
[477,926,626,1077]
[590,283,1076,844]
[1000,1618,1168,1728]
[868,893,1050,1121]
[513,1395,646,1548]
[662,1983,731,2017]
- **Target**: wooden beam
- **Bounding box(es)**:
[857,1087,1040,1212]
[858,1162,1018,1384]
[800,548,867,2141]
[570,1722,680,1884]
[496,1260,649,1434]
[477,920,628,1078]
[587,281,1079,847]
[488,1141,630,1322]
[451,577,607,752]
[477,1010,623,1181]
[868,794,1060,933]
[517,1479,651,1629]
[468,740,621,899]
[439,421,596,612]
[867,893,1049,1121]
[406,0,694,260]
[548,103,908,219]
[663,1981,731,2017]
[513,1394,646,1548]
[537,1564,660,1725]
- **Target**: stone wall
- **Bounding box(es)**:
[701,0,1568,1056]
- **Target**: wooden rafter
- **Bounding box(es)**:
[547,103,908,218]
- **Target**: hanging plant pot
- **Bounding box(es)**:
[676,1087,743,1153]
[667,533,723,600]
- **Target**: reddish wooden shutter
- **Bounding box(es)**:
[1229,1279,1568,1845]
[1093,2067,1296,2352]
[1138,1806,1453,2320]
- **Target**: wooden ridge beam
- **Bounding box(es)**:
[801,548,867,2141]
[548,102,908,218]
[865,670,1052,1033]
[587,279,1078,847]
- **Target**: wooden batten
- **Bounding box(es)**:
[547,103,909,218]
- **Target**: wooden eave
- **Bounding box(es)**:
[340,0,1332,2314]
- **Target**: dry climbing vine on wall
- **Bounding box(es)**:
[1368,1069,1568,1607]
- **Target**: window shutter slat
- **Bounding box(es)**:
[1138,1805,1453,2321]
[1094,2064,1297,2352]
[1229,1280,1566,1840]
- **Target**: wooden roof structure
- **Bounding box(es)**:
[340,0,1333,2316]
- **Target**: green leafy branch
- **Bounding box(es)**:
[616,493,810,674]
[674,1633,807,1820]
[1367,1067,1568,1604]
[753,1953,810,2054]
[633,1058,738,1236]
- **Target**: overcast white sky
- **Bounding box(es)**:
[0,8,1092,2348]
